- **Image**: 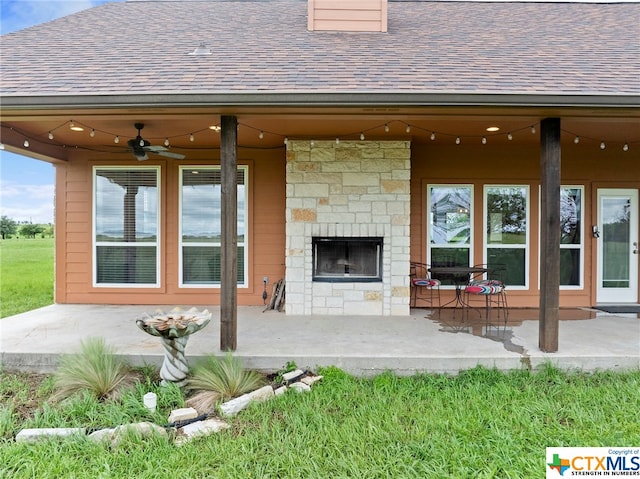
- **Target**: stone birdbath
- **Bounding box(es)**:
[136,307,211,387]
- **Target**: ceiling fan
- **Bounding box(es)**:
[127,123,185,161]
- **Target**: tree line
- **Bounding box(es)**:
[0,216,54,239]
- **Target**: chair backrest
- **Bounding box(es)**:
[410,262,429,279]
[487,264,507,283]
[471,263,507,285]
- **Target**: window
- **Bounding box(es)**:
[485,185,529,288]
[560,186,583,288]
[427,185,473,285]
[94,167,159,286]
[179,166,247,287]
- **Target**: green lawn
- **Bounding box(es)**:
[1,238,638,477]
[0,237,54,318]
[1,366,639,478]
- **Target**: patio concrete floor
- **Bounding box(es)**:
[1,305,638,376]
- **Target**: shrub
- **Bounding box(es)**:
[51,337,132,402]
[186,353,266,412]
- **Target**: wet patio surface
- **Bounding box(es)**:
[1,305,638,376]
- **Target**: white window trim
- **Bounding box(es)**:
[178,165,249,289]
[483,184,530,290]
[92,165,161,288]
[426,184,474,289]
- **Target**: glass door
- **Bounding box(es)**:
[596,189,638,303]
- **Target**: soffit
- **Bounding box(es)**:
[2,105,638,163]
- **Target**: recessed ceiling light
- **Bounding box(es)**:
[486,126,500,132]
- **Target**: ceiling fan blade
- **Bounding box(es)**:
[143,145,185,159]
[156,150,186,160]
[144,145,168,152]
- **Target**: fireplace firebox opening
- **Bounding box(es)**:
[312,237,383,282]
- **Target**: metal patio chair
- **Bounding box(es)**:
[463,264,508,330]
[409,262,441,309]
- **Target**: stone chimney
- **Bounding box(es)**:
[308,0,388,32]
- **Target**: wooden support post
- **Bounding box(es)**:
[220,115,238,351]
[539,118,561,352]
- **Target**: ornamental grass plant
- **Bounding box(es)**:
[186,353,267,412]
[51,337,133,402]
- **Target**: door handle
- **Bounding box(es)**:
[634,242,638,255]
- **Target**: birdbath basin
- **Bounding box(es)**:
[136,307,211,387]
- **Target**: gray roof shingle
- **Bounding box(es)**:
[1,0,639,97]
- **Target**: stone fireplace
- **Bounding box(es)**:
[285,140,411,316]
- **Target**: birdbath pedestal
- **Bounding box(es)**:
[136,307,211,387]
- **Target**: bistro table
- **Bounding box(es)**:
[427,266,488,310]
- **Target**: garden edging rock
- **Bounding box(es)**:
[15,371,323,446]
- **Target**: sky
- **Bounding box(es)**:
[0,0,122,224]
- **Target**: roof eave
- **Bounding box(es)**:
[2,92,640,110]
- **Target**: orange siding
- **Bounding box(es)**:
[55,140,638,309]
[251,152,287,295]
[56,149,286,306]
[411,143,640,308]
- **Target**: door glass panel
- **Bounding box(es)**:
[602,197,630,288]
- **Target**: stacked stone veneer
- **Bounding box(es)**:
[285,140,411,316]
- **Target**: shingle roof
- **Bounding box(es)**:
[1,0,639,97]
